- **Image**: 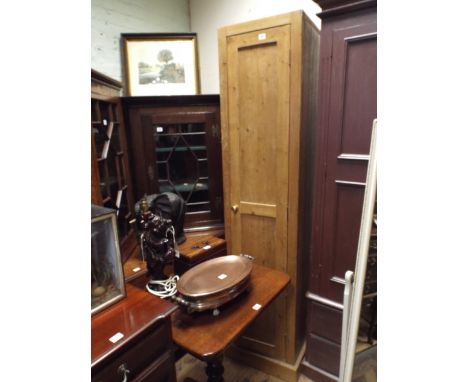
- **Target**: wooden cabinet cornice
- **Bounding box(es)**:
[315,0,377,18]
[120,94,220,108]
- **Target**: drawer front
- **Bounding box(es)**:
[92,321,170,382]
[133,351,175,382]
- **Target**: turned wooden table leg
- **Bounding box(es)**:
[205,356,224,382]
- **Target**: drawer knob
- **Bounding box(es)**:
[117,363,130,382]
[231,204,239,213]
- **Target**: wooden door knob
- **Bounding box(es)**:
[231,205,239,213]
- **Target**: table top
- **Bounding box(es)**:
[171,263,290,361]
[91,283,177,367]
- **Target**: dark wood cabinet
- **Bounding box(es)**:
[91,70,138,262]
[301,1,377,381]
[121,96,224,232]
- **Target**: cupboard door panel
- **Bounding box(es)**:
[305,333,341,376]
[226,25,290,264]
[315,22,377,302]
[237,295,286,359]
[339,36,378,155]
[307,300,342,344]
[240,215,276,267]
[329,24,377,160]
[225,24,290,358]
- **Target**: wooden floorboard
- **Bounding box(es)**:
[175,345,376,382]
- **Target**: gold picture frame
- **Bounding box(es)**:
[122,33,200,96]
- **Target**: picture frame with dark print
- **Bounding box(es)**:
[122,33,200,96]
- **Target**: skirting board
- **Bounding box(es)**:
[300,359,338,382]
[226,342,306,382]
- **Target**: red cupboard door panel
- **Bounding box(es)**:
[318,21,377,302]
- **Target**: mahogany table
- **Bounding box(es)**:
[171,263,290,382]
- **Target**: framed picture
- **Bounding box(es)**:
[122,33,200,96]
[91,205,126,315]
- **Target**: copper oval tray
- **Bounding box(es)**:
[176,255,252,298]
[173,277,251,312]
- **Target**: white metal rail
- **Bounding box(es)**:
[340,119,377,382]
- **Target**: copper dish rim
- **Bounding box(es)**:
[176,255,253,298]
[174,277,251,312]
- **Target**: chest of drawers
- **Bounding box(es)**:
[92,284,177,382]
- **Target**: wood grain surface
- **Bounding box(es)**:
[171,263,290,361]
[177,236,226,261]
[218,11,320,366]
[91,283,177,366]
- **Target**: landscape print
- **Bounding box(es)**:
[138,48,186,85]
[125,36,198,96]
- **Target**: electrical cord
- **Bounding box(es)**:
[146,275,180,298]
[140,220,179,298]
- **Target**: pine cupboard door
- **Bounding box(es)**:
[222,25,291,359]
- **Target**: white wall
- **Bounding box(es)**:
[189,0,322,94]
[92,0,190,82]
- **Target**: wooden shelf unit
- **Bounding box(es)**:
[91,69,138,264]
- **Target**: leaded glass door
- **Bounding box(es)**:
[140,107,223,229]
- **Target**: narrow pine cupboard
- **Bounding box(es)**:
[218,11,320,381]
